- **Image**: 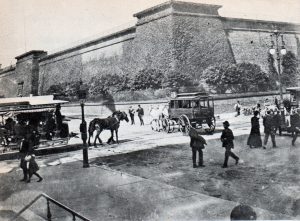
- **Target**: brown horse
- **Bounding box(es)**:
[88,111,129,146]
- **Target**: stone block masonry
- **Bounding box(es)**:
[0,1,300,98]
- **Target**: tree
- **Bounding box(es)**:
[203,63,270,93]
[203,64,233,94]
[162,71,193,89]
[281,51,298,87]
[130,69,163,90]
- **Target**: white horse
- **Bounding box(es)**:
[149,105,169,131]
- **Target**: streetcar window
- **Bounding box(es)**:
[170,100,175,108]
[199,100,207,108]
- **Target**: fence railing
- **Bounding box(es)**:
[10,193,91,221]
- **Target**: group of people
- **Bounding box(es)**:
[189,120,239,168]
[128,105,144,126]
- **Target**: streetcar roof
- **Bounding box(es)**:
[170,92,210,100]
[0,95,68,115]
[286,87,300,92]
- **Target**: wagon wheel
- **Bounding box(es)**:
[164,119,173,133]
[206,116,216,133]
[178,115,191,135]
[161,118,168,133]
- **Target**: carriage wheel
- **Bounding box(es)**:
[206,116,216,133]
[178,115,191,135]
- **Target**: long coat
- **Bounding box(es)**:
[247,116,262,147]
[221,128,234,149]
[189,127,206,151]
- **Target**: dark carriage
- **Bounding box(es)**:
[0,95,69,152]
[163,92,216,134]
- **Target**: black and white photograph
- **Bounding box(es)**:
[0,0,299,220]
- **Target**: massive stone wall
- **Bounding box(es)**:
[172,14,235,79]
[38,28,136,94]
[1,1,300,98]
[0,66,17,97]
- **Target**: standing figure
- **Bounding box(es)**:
[26,153,43,183]
[221,121,239,168]
[55,104,63,133]
[247,111,262,148]
[291,108,300,146]
[19,134,32,181]
[273,110,282,136]
[189,127,206,168]
[263,110,277,149]
[128,106,135,125]
[274,97,280,110]
[234,101,241,117]
[136,105,144,126]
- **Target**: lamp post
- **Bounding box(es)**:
[269,30,287,102]
[78,80,89,168]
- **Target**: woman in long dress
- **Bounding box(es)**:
[247,111,262,148]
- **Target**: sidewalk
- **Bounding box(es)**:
[0,160,291,221]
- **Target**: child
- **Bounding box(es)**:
[25,154,43,183]
[221,121,239,168]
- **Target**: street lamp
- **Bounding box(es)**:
[269,30,287,101]
[78,80,89,168]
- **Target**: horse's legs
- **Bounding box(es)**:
[107,130,114,144]
[115,129,119,143]
[94,129,103,146]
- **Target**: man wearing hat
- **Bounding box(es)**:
[221,121,239,168]
[291,108,300,146]
[189,127,206,168]
[262,110,277,149]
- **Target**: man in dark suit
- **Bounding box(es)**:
[291,108,300,146]
[263,110,277,149]
[221,121,239,168]
[136,105,144,126]
[189,127,206,168]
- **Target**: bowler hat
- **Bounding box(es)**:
[223,121,230,126]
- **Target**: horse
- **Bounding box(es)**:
[149,105,169,131]
[88,111,129,146]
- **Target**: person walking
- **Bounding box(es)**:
[273,110,282,136]
[291,108,300,146]
[189,127,206,168]
[26,153,43,183]
[136,105,144,126]
[128,106,135,125]
[234,101,241,117]
[247,111,262,148]
[263,110,277,149]
[19,133,32,182]
[221,121,239,168]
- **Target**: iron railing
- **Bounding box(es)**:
[10,193,91,221]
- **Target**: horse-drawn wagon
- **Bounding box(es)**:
[0,95,69,153]
[150,92,216,135]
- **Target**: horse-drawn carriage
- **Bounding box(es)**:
[150,92,216,135]
[0,95,69,153]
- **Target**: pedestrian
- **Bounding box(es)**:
[247,111,262,148]
[273,110,282,136]
[136,105,144,126]
[262,110,277,149]
[291,108,300,146]
[274,97,280,110]
[221,121,239,168]
[234,101,241,117]
[19,134,32,182]
[189,127,206,168]
[128,106,135,125]
[25,153,43,183]
[55,104,63,132]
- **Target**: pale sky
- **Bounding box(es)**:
[0,0,300,67]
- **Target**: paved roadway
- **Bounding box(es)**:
[0,112,299,220]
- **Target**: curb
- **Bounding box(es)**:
[0,144,83,161]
